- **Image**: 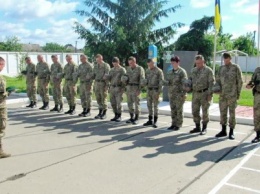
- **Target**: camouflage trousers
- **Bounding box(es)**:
[52,81,63,105]
[110,86,124,114]
[254,93,260,131]
[126,85,140,114]
[219,95,237,128]
[192,92,210,124]
[169,93,185,127]
[64,80,77,106]
[0,108,7,140]
[80,82,93,109]
[147,89,160,116]
[37,78,49,102]
[26,82,36,102]
[94,82,108,110]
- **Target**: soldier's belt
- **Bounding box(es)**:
[128,83,139,86]
[111,85,122,87]
[148,87,159,90]
[95,80,105,82]
[80,81,91,83]
[65,79,73,81]
[38,77,47,79]
[195,88,208,93]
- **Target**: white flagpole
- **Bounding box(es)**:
[213,30,217,75]
[258,0,260,67]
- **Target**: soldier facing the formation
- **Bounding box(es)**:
[36,55,51,110]
[214,52,243,140]
[190,55,214,135]
[143,59,164,128]
[50,55,64,112]
[93,54,110,119]
[108,57,126,122]
[165,56,188,131]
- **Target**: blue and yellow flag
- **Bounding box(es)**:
[214,0,221,33]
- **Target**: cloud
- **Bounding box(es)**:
[231,0,258,15]
[190,0,212,8]
[1,0,78,20]
[232,0,250,8]
[244,24,258,32]
[221,15,233,21]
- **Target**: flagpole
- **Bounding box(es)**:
[213,31,217,75]
[258,0,260,67]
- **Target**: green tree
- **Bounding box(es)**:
[0,36,22,52]
[174,16,214,63]
[233,32,257,55]
[75,0,183,66]
[42,42,66,52]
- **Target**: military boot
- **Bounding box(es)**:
[0,143,11,159]
[43,101,49,110]
[200,123,207,135]
[110,113,118,121]
[126,113,134,123]
[39,101,45,110]
[132,114,139,125]
[252,131,260,143]
[190,123,201,133]
[79,108,87,117]
[100,109,107,119]
[95,109,103,119]
[65,106,72,114]
[229,128,235,140]
[31,101,37,108]
[50,104,58,112]
[143,115,153,126]
[153,116,158,128]
[84,108,91,117]
[70,106,76,115]
[26,101,33,108]
[215,125,227,137]
[115,113,121,122]
[58,104,63,113]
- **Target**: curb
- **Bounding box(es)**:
[9,93,253,126]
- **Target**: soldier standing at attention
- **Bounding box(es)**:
[108,57,126,122]
[165,56,188,131]
[143,59,164,128]
[190,55,214,135]
[0,57,11,158]
[36,55,50,110]
[246,67,260,143]
[215,52,243,140]
[124,56,145,125]
[76,54,94,117]
[93,54,110,119]
[50,55,64,113]
[64,54,78,115]
[23,56,37,108]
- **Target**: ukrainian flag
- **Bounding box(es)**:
[214,0,221,33]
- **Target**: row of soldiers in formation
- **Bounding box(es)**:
[0,53,260,158]
[21,53,260,145]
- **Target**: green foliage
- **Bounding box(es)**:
[75,0,183,66]
[233,32,257,56]
[0,36,22,52]
[16,53,28,80]
[42,42,66,52]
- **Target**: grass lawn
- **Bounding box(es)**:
[5,76,254,107]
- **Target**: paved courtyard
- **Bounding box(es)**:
[0,101,259,194]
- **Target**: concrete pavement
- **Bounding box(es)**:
[0,99,259,194]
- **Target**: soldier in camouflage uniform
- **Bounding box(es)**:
[93,54,110,119]
[123,56,145,125]
[214,53,243,140]
[190,55,214,135]
[164,56,187,131]
[108,57,126,122]
[143,59,164,128]
[246,67,260,143]
[23,56,37,108]
[36,55,50,110]
[64,54,78,115]
[0,57,11,158]
[50,55,64,112]
[76,54,94,117]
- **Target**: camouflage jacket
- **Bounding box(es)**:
[165,67,187,95]
[216,63,243,98]
[146,66,164,93]
[36,62,50,81]
[0,75,7,109]
[25,63,36,83]
[50,62,63,83]
[93,62,110,85]
[191,65,214,95]
[126,65,145,89]
[108,66,126,87]
[77,62,94,83]
[248,67,260,92]
[64,62,78,84]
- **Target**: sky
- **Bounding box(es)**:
[0,0,258,49]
